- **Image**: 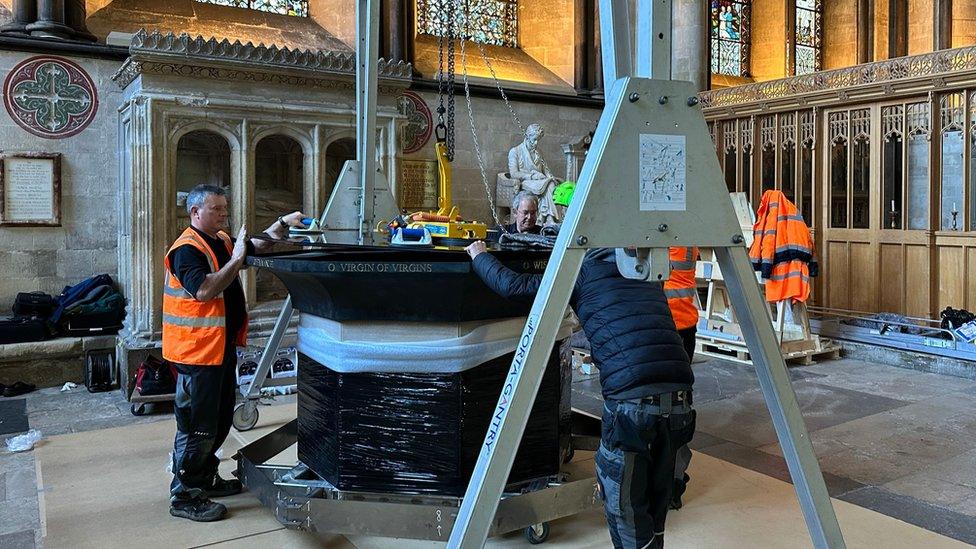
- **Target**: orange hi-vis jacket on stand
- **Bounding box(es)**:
[748,190,819,303]
[162,227,248,366]
[665,246,700,330]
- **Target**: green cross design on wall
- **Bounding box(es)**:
[12,62,93,133]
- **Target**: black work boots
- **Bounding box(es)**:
[207,475,243,498]
[169,498,227,522]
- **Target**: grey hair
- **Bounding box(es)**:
[525,123,544,139]
[186,184,225,214]
[512,191,539,212]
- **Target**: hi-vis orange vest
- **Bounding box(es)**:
[665,246,700,330]
[162,227,247,366]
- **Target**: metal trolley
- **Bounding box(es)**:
[235,410,604,544]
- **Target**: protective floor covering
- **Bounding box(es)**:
[0,398,29,436]
[35,402,970,548]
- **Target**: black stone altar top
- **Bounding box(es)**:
[247,244,551,322]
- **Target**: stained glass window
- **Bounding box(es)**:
[795,0,822,75]
[195,0,308,17]
[417,0,518,48]
[710,0,751,77]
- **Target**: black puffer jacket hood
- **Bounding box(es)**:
[472,251,692,399]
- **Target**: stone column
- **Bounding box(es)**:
[934,0,952,51]
[590,0,603,95]
[26,0,73,40]
[888,0,907,58]
[672,0,707,91]
[574,0,588,91]
[65,0,96,42]
[381,0,404,62]
[0,0,37,36]
[856,0,874,64]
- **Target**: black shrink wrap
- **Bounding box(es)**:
[297,342,570,496]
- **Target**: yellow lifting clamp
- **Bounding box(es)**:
[406,138,487,242]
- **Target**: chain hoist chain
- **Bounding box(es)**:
[436,11,446,128]
[445,0,456,161]
[458,27,502,228]
[475,40,523,135]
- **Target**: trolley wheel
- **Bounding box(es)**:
[563,447,576,463]
[233,402,259,431]
[130,403,147,416]
[525,522,550,544]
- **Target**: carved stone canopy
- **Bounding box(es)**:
[112,29,413,90]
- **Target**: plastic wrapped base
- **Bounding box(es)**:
[297,345,570,496]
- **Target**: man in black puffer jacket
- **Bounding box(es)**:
[465,242,695,549]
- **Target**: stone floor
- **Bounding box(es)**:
[4,354,976,546]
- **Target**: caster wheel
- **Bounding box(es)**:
[233,402,259,431]
[562,447,576,464]
[130,403,147,416]
[525,522,550,544]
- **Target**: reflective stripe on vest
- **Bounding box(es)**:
[665,246,699,330]
[161,227,247,366]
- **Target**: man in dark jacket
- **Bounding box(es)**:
[465,241,695,549]
[501,192,542,235]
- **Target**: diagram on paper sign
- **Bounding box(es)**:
[638,133,686,211]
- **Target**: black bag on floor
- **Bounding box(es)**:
[940,307,976,331]
[62,288,126,336]
[0,316,50,344]
[135,355,177,396]
[84,350,117,393]
[12,291,56,318]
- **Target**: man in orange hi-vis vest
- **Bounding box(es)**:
[665,246,699,511]
[165,184,307,522]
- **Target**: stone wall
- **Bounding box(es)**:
[0,51,122,312]
[907,0,934,56]
[823,0,857,70]
[955,0,976,49]
[403,90,601,226]
[750,0,787,81]
[874,0,889,61]
[85,0,349,51]
[309,0,355,49]
[519,0,577,86]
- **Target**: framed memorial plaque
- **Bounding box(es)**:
[399,159,439,210]
[0,152,61,226]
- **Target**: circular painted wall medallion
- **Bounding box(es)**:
[397,90,433,154]
[3,55,99,139]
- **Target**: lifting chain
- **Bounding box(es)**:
[474,40,556,177]
[435,0,457,161]
[458,10,502,228]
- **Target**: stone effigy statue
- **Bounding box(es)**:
[507,123,560,224]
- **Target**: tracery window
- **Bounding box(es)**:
[195,0,308,17]
[417,0,519,47]
[710,0,751,77]
[794,0,822,75]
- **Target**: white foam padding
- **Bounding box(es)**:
[297,312,577,373]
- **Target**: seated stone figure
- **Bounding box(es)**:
[507,123,560,225]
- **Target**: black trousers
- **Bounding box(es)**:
[170,340,237,502]
[596,397,696,548]
[674,327,697,490]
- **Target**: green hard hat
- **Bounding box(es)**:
[553,181,576,207]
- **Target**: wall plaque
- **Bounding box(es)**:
[0,152,61,226]
[3,56,99,139]
[399,159,439,210]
